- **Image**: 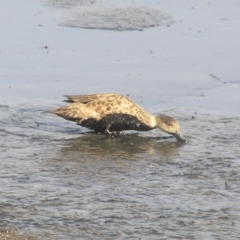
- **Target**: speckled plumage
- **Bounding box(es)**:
[50,93,187,143]
[60,93,154,127]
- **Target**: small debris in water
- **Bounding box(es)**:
[225,180,230,189]
[40,46,48,49]
[209,73,220,81]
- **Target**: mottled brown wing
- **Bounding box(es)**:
[64,93,118,103]
[54,93,153,127]
[83,94,154,127]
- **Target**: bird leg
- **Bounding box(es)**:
[104,125,123,137]
[104,123,113,136]
[104,130,125,138]
[114,131,122,137]
[104,128,111,135]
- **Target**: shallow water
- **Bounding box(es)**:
[1,103,240,239]
[1,0,240,239]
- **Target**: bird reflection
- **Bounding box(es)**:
[58,132,184,160]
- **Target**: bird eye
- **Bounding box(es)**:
[168,123,173,127]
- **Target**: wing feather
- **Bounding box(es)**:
[52,93,154,128]
[64,93,117,103]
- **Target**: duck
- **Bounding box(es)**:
[50,93,187,143]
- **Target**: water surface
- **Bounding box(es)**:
[1,0,240,239]
[1,103,240,239]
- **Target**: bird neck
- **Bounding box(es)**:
[154,116,166,131]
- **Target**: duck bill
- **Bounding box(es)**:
[173,132,188,143]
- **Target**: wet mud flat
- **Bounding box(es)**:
[1,104,240,239]
[1,0,240,239]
